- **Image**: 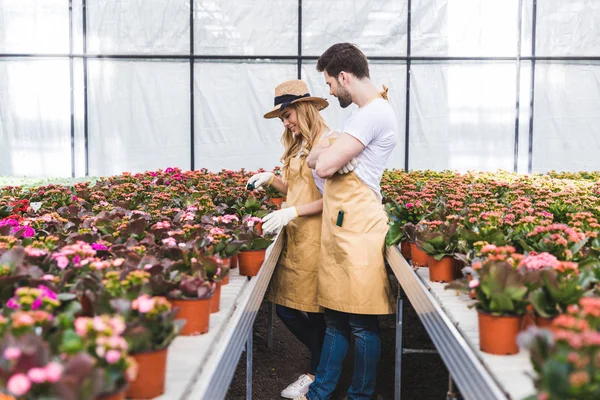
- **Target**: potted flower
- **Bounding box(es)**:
[0,333,103,400]
[236,216,274,277]
[518,297,600,400]
[111,295,182,399]
[415,218,460,282]
[142,253,214,336]
[58,315,137,400]
[447,246,533,355]
[520,253,596,328]
[403,223,428,267]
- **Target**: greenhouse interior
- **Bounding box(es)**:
[1,0,600,399]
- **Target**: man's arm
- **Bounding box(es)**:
[306,142,329,169]
[315,133,364,179]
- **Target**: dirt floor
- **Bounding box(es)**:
[226,297,450,400]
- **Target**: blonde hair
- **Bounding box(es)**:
[280,102,329,181]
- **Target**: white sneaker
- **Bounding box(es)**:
[281,374,313,399]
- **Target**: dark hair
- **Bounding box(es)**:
[316,43,370,79]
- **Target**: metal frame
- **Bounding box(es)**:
[2,0,600,176]
[185,232,284,399]
[386,245,507,400]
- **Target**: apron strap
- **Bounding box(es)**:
[380,85,389,100]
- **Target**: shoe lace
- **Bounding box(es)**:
[289,374,312,389]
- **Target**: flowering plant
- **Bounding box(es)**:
[518,224,588,262]
[237,216,273,251]
[0,333,102,399]
[61,315,136,395]
[414,219,460,260]
[519,253,597,318]
[111,295,183,353]
[519,297,600,400]
[5,286,60,312]
[447,245,535,316]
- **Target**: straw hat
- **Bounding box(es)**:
[264,80,328,119]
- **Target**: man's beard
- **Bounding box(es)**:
[337,86,353,108]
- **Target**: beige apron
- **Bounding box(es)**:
[317,88,394,315]
[267,155,323,313]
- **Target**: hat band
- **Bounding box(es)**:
[274,93,310,111]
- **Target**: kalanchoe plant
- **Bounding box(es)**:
[385,200,430,246]
[519,297,600,400]
[58,315,137,396]
[111,295,184,353]
[414,219,460,261]
[0,333,104,400]
[447,245,535,316]
[237,216,273,251]
[518,253,597,318]
[518,223,588,262]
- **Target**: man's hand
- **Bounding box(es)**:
[337,158,359,174]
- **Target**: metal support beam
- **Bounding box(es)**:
[246,330,253,400]
[267,301,275,349]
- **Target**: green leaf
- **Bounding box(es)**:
[385,221,404,247]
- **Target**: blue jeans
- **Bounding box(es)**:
[276,304,326,375]
[306,309,381,400]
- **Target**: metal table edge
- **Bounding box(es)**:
[386,245,509,400]
[182,232,285,399]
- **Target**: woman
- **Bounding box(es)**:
[246,80,329,399]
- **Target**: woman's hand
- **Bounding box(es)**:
[246,172,275,189]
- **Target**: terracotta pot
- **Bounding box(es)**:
[96,385,127,400]
[410,243,428,267]
[238,249,266,276]
[210,283,222,314]
[536,315,557,332]
[256,222,263,235]
[478,311,523,355]
[127,347,168,399]
[170,297,211,335]
[269,197,284,209]
[400,240,411,260]
[222,274,230,286]
[231,254,239,269]
[428,256,457,283]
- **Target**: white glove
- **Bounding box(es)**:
[337,158,359,174]
[262,207,298,234]
[247,172,275,190]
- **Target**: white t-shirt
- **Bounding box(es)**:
[342,98,398,200]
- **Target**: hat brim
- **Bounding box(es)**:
[264,97,329,119]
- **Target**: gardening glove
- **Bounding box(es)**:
[261,207,298,234]
[337,158,359,175]
[247,172,275,190]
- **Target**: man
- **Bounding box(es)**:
[299,43,398,400]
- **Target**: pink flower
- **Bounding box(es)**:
[468,280,480,289]
[91,243,108,251]
[27,367,47,383]
[161,237,177,247]
[132,295,156,314]
[92,317,108,332]
[105,350,121,364]
[31,298,43,310]
[21,226,35,238]
[56,256,69,269]
[405,203,413,208]
[7,298,18,309]
[42,274,55,281]
[3,347,22,360]
[113,258,124,267]
[7,373,31,396]
[210,227,225,235]
[44,362,63,382]
[109,318,126,336]
[74,318,89,336]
